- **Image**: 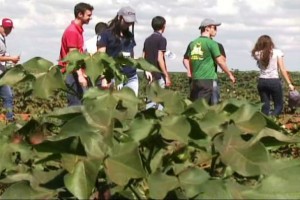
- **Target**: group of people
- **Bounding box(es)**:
[59,3,172,110]
[0,2,296,122]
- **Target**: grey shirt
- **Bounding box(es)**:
[0,34,7,74]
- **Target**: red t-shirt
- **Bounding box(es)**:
[59,21,84,72]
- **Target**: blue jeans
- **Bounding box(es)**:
[211,80,220,105]
[257,78,283,116]
[66,73,86,106]
[146,77,165,110]
[0,85,14,120]
[117,74,139,96]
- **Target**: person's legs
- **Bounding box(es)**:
[270,79,283,116]
[257,79,271,115]
[146,77,165,110]
[211,80,220,105]
[0,85,14,120]
[66,73,84,106]
[122,74,139,96]
[190,79,213,103]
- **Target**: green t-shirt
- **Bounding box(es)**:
[187,36,221,80]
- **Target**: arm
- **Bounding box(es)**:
[215,56,236,83]
[96,46,110,88]
[278,56,294,90]
[0,55,20,64]
[182,57,192,78]
[158,50,171,86]
[68,47,88,87]
[142,51,153,83]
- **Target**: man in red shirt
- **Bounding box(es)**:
[59,2,93,106]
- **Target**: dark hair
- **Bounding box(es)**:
[107,14,134,40]
[74,2,94,18]
[95,22,108,35]
[151,16,166,31]
[251,35,274,68]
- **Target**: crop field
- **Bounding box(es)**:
[2,70,300,138]
[1,53,300,199]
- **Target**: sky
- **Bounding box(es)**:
[1,0,300,72]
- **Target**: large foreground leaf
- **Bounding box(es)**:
[64,159,101,200]
[242,164,300,199]
[1,181,55,199]
[0,65,27,86]
[148,171,179,199]
[105,142,146,186]
[32,67,67,99]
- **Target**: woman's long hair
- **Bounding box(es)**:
[107,15,135,42]
[251,35,275,68]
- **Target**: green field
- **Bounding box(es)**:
[3,70,299,116]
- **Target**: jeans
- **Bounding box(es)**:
[0,85,14,120]
[117,74,139,96]
[146,77,165,110]
[257,78,283,116]
[211,80,220,105]
[66,73,86,106]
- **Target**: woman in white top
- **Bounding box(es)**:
[251,35,294,116]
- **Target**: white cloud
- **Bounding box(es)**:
[1,0,300,71]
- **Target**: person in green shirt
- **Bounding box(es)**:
[185,18,236,103]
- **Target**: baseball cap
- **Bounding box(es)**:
[117,6,136,23]
[199,18,221,29]
[2,18,14,28]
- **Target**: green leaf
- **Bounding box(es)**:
[34,136,86,156]
[105,142,146,186]
[196,179,234,199]
[0,142,32,172]
[0,65,27,86]
[242,164,300,199]
[60,114,99,138]
[248,127,300,147]
[148,171,179,199]
[46,105,82,121]
[32,67,67,99]
[1,181,56,199]
[85,54,105,86]
[230,103,261,124]
[64,159,101,200]
[22,57,53,74]
[198,109,228,137]
[160,115,190,144]
[214,125,270,177]
[134,57,161,72]
[235,111,267,133]
[127,117,155,143]
[178,167,210,198]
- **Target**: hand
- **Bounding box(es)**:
[145,71,153,83]
[78,74,88,88]
[101,78,111,89]
[289,83,295,91]
[11,55,20,64]
[187,71,192,78]
[229,74,236,84]
[165,75,171,87]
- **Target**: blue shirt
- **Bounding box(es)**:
[98,30,137,78]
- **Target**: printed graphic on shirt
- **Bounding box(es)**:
[190,43,204,60]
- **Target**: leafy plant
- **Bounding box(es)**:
[1,52,300,199]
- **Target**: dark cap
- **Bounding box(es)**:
[199,18,221,29]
